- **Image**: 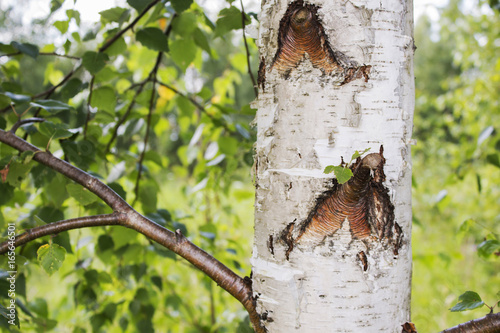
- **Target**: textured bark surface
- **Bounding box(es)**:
[252,0,414,331]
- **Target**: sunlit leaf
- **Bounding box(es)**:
[477,239,500,258]
[170,38,197,69]
[449,291,484,312]
[332,166,353,184]
[90,86,116,112]
[37,243,66,276]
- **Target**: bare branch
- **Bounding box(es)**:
[240,0,258,97]
[98,0,161,53]
[10,117,45,134]
[0,128,266,333]
[84,76,95,139]
[0,213,126,253]
[440,312,500,333]
[0,52,81,60]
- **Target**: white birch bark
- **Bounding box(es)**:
[252,0,415,331]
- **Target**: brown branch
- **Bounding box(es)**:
[84,76,95,139]
[98,0,161,53]
[0,213,125,253]
[0,52,81,60]
[104,83,145,154]
[155,80,235,134]
[0,129,266,333]
[33,64,83,100]
[10,117,45,134]
[440,312,500,333]
[240,0,258,97]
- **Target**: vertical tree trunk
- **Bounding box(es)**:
[252,0,414,331]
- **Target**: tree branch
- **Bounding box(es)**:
[240,0,258,97]
[84,76,95,139]
[98,0,161,53]
[0,52,81,60]
[440,312,500,333]
[0,213,125,253]
[0,128,266,333]
[9,117,45,134]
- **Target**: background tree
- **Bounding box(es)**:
[0,0,498,332]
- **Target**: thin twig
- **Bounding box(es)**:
[33,64,83,100]
[98,0,161,53]
[105,84,145,154]
[240,0,258,97]
[155,80,235,133]
[9,117,45,134]
[0,213,126,253]
[84,76,95,139]
[133,52,161,203]
[0,52,81,60]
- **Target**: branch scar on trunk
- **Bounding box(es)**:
[266,0,371,84]
[281,147,403,261]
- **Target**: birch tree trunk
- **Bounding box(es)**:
[252,0,415,331]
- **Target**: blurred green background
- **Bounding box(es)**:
[0,0,498,332]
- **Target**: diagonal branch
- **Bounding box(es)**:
[440,312,500,333]
[98,0,161,53]
[0,128,266,333]
[240,0,258,97]
[0,213,126,253]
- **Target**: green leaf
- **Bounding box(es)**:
[3,91,31,103]
[477,239,500,258]
[90,86,116,112]
[193,28,211,54]
[0,94,12,109]
[6,159,34,187]
[54,20,69,34]
[11,41,39,59]
[127,0,153,13]
[486,154,500,168]
[449,291,484,312]
[82,51,109,75]
[59,78,85,101]
[38,121,75,140]
[170,38,196,70]
[332,166,354,184]
[30,99,72,114]
[66,183,99,206]
[66,9,81,25]
[324,165,336,174]
[105,37,127,56]
[218,136,238,155]
[171,0,193,13]
[139,183,157,214]
[0,42,17,54]
[37,243,66,275]
[136,27,169,52]
[215,7,249,37]
[99,7,130,23]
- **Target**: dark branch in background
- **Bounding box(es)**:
[83,76,95,139]
[0,213,125,253]
[98,0,161,53]
[104,82,146,154]
[0,52,81,60]
[440,312,500,333]
[33,64,83,100]
[0,64,83,115]
[0,129,266,333]
[132,14,177,202]
[155,80,235,134]
[10,117,45,134]
[240,0,258,97]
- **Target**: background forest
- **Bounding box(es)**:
[0,0,498,332]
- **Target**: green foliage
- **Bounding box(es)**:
[0,0,258,331]
[412,0,499,330]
